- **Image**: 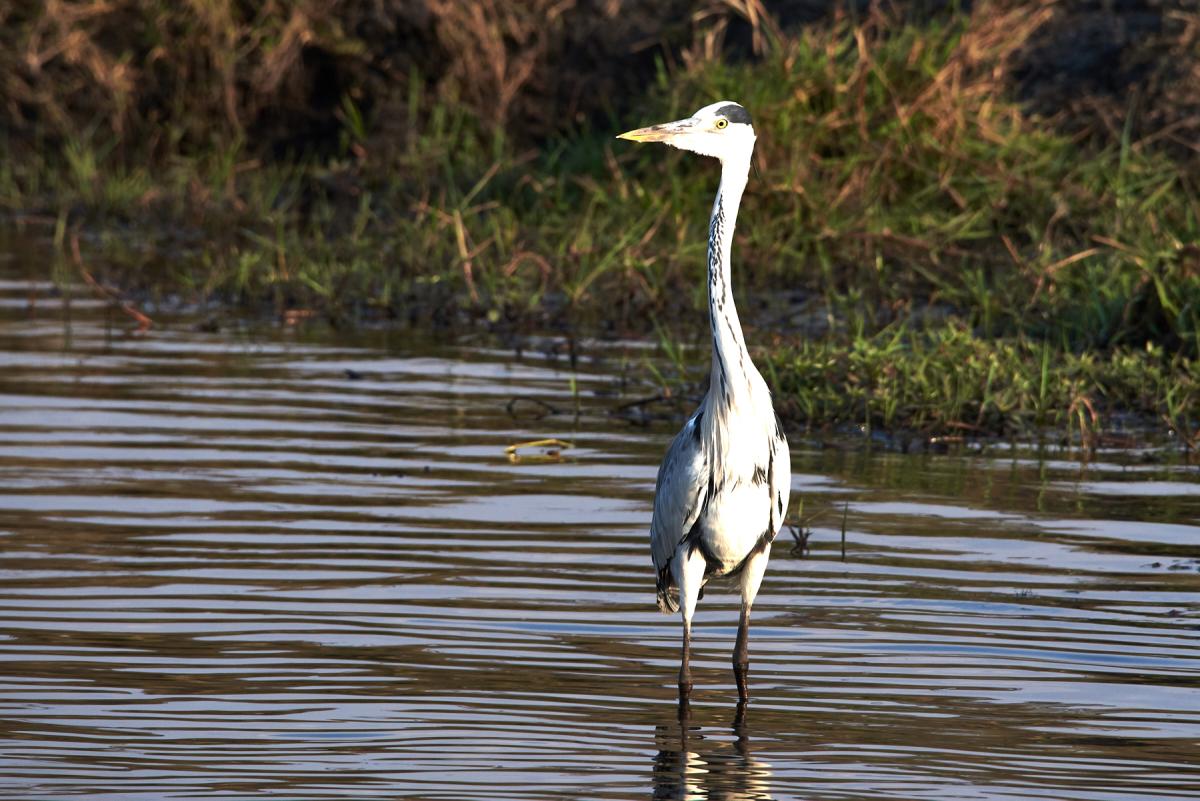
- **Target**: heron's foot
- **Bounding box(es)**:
[677,685,692,722]
[734,615,750,702]
[734,697,748,732]
[678,665,693,699]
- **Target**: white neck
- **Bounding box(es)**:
[707,152,755,400]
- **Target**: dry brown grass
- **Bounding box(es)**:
[4,0,1198,168]
[0,0,771,160]
[1,0,361,154]
[4,0,139,135]
[426,0,573,129]
[1011,0,1200,162]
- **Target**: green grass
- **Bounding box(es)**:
[1,6,1197,443]
[768,323,1197,444]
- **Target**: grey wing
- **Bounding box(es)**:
[650,409,708,574]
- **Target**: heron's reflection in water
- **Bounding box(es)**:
[652,698,773,800]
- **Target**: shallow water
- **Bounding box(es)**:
[0,262,1198,800]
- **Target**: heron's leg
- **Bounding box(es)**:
[734,544,771,702]
[679,623,692,698]
[674,546,706,698]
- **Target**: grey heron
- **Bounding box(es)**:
[619,101,791,702]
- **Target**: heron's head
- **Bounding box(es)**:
[617,101,755,162]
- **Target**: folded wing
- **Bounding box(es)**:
[650,409,709,578]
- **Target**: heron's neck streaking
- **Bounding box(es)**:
[707,153,754,399]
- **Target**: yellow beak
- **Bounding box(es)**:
[617,119,693,143]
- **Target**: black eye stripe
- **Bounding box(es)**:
[714,104,752,125]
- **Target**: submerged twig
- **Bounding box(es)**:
[70,234,153,333]
[787,497,813,557]
[505,437,573,463]
[505,397,561,419]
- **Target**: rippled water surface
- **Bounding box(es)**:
[1,260,1199,800]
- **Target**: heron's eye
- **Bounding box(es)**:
[715,118,729,130]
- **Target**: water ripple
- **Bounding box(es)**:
[1,269,1198,800]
